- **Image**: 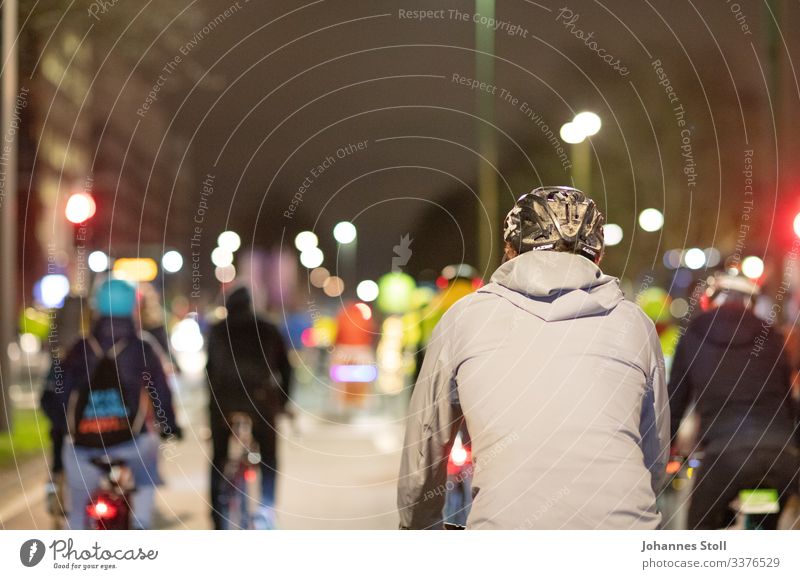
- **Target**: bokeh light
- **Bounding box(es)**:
[603,224,623,246]
[741,256,764,280]
[333,221,357,244]
[638,208,664,232]
[356,280,379,302]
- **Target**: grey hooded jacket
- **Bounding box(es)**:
[398,251,669,529]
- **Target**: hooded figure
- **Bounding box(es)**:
[398,188,669,529]
[206,286,292,529]
[669,291,799,529]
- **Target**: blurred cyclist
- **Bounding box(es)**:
[669,271,799,529]
[398,187,669,529]
[206,286,292,530]
[44,278,181,530]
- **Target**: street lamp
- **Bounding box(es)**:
[333,221,357,244]
[333,221,357,296]
[65,192,97,224]
[683,248,706,270]
[638,208,664,232]
[294,231,318,252]
[88,251,110,272]
[300,247,324,269]
[162,250,184,273]
[211,247,234,267]
[217,231,241,253]
[603,224,624,246]
[742,256,764,280]
[560,111,601,192]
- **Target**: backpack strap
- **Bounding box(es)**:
[105,338,129,360]
[85,336,103,358]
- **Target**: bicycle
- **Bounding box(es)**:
[219,412,263,529]
[85,457,135,530]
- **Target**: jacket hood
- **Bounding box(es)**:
[478,251,624,321]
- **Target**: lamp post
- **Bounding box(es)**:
[560,111,601,193]
[333,221,357,297]
[475,0,499,271]
[0,0,19,432]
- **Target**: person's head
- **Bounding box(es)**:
[502,186,605,264]
[703,271,759,310]
[93,278,138,318]
[224,286,252,316]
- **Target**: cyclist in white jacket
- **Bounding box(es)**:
[398,187,670,529]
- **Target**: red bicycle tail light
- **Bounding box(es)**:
[87,498,118,520]
[244,468,257,483]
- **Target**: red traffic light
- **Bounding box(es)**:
[65,192,96,224]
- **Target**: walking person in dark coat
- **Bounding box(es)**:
[206,286,292,529]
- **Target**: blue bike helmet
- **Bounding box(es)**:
[94,278,138,317]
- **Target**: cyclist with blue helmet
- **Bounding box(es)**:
[42,278,181,529]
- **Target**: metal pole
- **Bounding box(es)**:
[475,0,499,271]
[571,140,591,193]
[1,0,19,432]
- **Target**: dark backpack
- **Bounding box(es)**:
[210,324,283,415]
[67,338,146,448]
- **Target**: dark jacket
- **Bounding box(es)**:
[669,305,797,449]
[206,288,292,417]
[41,316,179,439]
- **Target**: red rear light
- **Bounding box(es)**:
[87,499,118,520]
[447,438,472,475]
[244,468,257,483]
[451,445,469,467]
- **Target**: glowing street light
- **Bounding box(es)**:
[603,224,623,246]
[356,280,379,302]
[560,111,601,145]
[294,231,318,252]
[211,247,234,267]
[559,122,586,144]
[741,256,764,280]
[638,208,664,232]
[573,111,602,136]
[65,192,96,224]
[683,247,706,270]
[88,251,109,273]
[217,231,241,252]
[162,250,184,273]
[300,247,324,269]
[333,221,357,244]
[561,111,601,192]
[215,264,236,283]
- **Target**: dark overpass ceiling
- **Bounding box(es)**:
[26,0,792,276]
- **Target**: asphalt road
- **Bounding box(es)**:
[0,371,405,530]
